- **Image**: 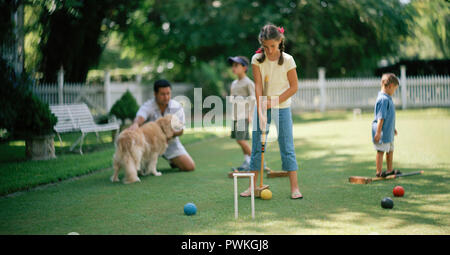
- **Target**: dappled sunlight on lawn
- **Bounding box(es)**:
[185,199,449,235]
[185,126,229,136]
[0,109,449,234]
[185,210,402,235]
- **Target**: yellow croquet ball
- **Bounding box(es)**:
[261,189,272,200]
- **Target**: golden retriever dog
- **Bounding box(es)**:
[111,114,182,184]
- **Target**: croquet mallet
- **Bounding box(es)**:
[255,76,270,197]
[349,170,424,184]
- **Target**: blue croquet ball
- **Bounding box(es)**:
[184,203,197,216]
[381,197,394,209]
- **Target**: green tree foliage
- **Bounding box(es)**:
[34,0,141,82]
[285,0,411,77]
[120,0,411,78]
[109,90,139,123]
[0,0,15,44]
[23,0,434,82]
[401,0,449,59]
[186,61,229,107]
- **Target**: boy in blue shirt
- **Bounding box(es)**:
[372,73,400,177]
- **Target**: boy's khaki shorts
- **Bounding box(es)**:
[231,119,250,140]
[373,142,394,152]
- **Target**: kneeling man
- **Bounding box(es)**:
[129,79,195,171]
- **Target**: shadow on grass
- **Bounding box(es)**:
[55,142,114,155]
[147,167,180,175]
[0,133,448,234]
[192,136,449,234]
[0,132,114,164]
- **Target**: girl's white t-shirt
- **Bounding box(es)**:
[251,52,297,108]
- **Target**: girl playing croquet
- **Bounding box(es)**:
[240,24,303,199]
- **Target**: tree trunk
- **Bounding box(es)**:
[25,134,56,160]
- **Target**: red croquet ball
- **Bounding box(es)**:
[393,186,405,197]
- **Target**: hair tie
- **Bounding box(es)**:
[277,27,285,34]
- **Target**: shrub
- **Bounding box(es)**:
[15,90,58,138]
[109,90,139,123]
[0,58,57,139]
[95,114,110,124]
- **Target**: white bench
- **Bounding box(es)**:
[50,103,120,154]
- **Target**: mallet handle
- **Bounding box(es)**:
[396,170,424,178]
[260,75,269,189]
[372,170,424,182]
[260,131,265,188]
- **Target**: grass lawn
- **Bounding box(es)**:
[0,108,449,234]
[0,130,219,196]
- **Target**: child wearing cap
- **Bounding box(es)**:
[228,56,256,170]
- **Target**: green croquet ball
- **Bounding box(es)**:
[381,197,394,209]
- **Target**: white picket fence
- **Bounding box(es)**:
[292,75,450,111]
[31,69,192,114]
[34,82,105,112]
[406,76,450,107]
[292,77,398,111]
[32,67,450,114]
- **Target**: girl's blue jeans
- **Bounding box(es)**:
[249,107,298,171]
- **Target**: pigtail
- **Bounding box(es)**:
[257,26,268,63]
[278,38,285,65]
[257,48,266,63]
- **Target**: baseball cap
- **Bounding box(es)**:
[228,56,249,67]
